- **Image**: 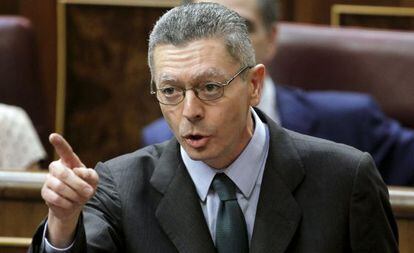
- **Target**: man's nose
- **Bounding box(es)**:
[182,90,204,122]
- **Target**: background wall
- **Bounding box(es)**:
[63,4,168,166]
[1,0,413,166]
[280,0,414,24]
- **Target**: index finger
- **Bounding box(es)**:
[49,133,84,168]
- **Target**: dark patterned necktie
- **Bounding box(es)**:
[212,173,249,253]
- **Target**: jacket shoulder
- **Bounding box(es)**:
[286,129,370,179]
[97,142,170,182]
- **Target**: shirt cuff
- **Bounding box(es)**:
[43,221,75,253]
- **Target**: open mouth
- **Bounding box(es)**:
[184,134,210,148]
[188,135,203,141]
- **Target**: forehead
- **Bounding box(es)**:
[153,39,237,80]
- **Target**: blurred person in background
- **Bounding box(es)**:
[0,103,46,170]
[142,0,414,186]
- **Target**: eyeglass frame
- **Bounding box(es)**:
[150,65,253,105]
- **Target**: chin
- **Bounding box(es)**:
[185,148,216,162]
[185,149,208,160]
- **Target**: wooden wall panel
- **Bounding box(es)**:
[0,1,19,13]
[63,5,170,167]
[280,0,414,25]
[19,0,57,150]
[332,5,414,30]
[340,14,414,30]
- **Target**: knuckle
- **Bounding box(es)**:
[44,173,53,185]
[82,168,89,178]
[78,168,88,178]
[72,167,81,174]
[81,186,94,199]
[54,181,66,193]
[48,161,59,171]
[42,185,69,209]
[41,186,54,201]
[78,194,90,204]
[45,192,60,206]
[50,192,60,204]
[56,167,70,180]
[50,194,69,209]
[41,187,65,209]
[76,186,94,203]
[90,170,99,183]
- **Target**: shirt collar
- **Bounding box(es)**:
[181,108,268,202]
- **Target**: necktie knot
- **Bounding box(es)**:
[212,173,238,201]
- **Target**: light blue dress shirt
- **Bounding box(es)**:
[181,108,270,245]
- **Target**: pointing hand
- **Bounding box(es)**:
[41,133,99,247]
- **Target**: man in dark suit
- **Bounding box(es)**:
[142,0,414,186]
[30,3,398,252]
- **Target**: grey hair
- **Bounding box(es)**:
[148,2,255,78]
[181,0,279,31]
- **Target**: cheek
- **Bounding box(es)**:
[213,99,248,132]
[161,107,181,130]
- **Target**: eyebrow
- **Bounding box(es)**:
[157,67,228,86]
[158,74,178,84]
[193,68,228,82]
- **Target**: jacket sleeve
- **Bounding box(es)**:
[349,152,399,252]
[27,217,86,253]
[81,161,125,252]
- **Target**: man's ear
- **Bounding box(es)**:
[248,64,265,107]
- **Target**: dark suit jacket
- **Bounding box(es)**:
[30,111,397,252]
[142,84,414,186]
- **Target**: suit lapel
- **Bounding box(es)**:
[251,111,305,253]
[150,140,216,253]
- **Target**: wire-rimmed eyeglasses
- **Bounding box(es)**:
[150,65,252,105]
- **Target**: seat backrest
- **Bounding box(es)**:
[268,23,414,128]
[0,16,49,156]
